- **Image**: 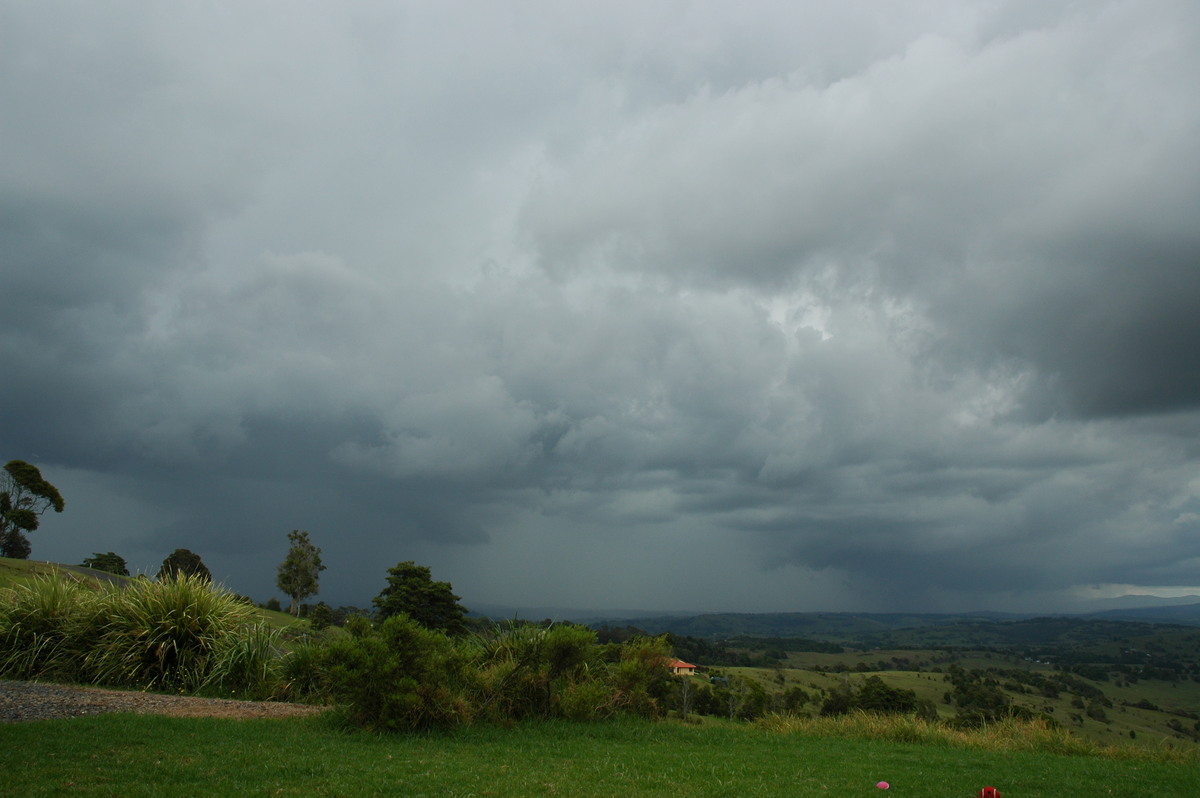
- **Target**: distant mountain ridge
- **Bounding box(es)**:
[1085,601,1200,624]
[578,604,1200,641]
[472,600,1200,636]
[600,604,1200,643]
[1079,593,1200,610]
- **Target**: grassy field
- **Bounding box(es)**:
[2,713,1198,797]
[719,662,1200,750]
[0,558,132,591]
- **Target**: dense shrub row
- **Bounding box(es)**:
[0,574,678,731]
[286,616,675,731]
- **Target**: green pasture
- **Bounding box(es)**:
[778,648,1040,673]
[722,663,1200,750]
[2,713,1196,797]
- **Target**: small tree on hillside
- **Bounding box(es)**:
[157,548,211,581]
[276,529,326,616]
[81,551,130,576]
[1,459,65,558]
[308,601,334,630]
[373,560,467,634]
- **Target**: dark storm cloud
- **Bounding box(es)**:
[523,1,1200,420]
[3,1,1200,612]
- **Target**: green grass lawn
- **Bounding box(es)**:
[2,714,1196,797]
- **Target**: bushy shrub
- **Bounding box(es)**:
[820,676,920,717]
[608,635,673,717]
[557,678,618,721]
[308,602,334,631]
[314,614,474,732]
[294,620,677,731]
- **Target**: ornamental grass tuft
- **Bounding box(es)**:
[0,572,284,697]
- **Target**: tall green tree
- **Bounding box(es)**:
[81,551,130,576]
[0,460,65,558]
[373,560,467,634]
[157,548,211,581]
[276,529,326,616]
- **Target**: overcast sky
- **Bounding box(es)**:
[3,1,1199,615]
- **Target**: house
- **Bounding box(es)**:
[668,658,697,676]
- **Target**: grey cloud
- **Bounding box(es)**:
[521,4,1200,420]
[5,1,1200,613]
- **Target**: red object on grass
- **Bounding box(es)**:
[977,788,1001,798]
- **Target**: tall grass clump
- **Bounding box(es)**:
[0,573,284,698]
[758,710,1095,754]
[0,576,103,680]
[85,573,261,693]
[468,622,610,722]
[277,636,329,702]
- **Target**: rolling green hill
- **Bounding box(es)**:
[605,609,1200,750]
[0,557,135,591]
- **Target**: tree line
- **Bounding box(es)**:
[2,458,471,636]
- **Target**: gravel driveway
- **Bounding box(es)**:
[0,679,326,723]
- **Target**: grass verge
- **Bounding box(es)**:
[757,710,1198,763]
[2,714,1197,797]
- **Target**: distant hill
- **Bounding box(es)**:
[588,610,1022,641]
[468,603,696,625]
[475,598,1200,644]
[1083,601,1200,625]
[587,606,1200,646]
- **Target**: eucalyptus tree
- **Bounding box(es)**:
[0,459,65,558]
[276,529,326,616]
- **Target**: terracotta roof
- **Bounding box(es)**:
[668,659,696,668]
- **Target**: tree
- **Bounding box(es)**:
[0,460,65,558]
[81,552,130,576]
[276,529,326,616]
[308,601,334,631]
[373,560,467,634]
[157,548,211,581]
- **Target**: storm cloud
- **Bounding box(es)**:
[3,0,1199,614]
